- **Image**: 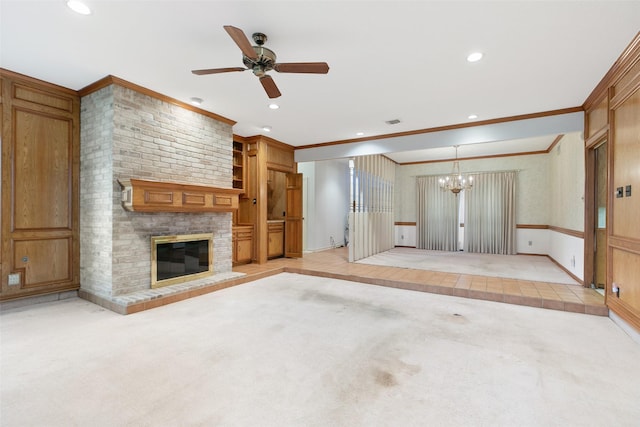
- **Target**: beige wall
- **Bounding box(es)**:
[549,133,585,231]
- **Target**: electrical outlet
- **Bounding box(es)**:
[8,273,20,286]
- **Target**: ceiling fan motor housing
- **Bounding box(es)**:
[243,45,277,76]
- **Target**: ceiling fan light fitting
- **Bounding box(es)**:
[268,103,280,110]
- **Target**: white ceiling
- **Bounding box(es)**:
[1,1,638,162]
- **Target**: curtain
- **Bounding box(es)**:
[464,171,516,254]
[348,155,395,262]
[416,175,459,251]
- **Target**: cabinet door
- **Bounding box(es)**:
[236,238,253,263]
[268,227,284,258]
[285,173,303,258]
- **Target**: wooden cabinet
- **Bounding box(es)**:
[238,134,301,264]
[232,139,245,192]
[232,225,254,265]
[1,69,80,300]
[267,221,285,258]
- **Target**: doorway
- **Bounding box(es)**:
[593,140,607,293]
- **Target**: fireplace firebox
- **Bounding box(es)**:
[151,233,213,288]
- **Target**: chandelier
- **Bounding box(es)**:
[439,146,473,195]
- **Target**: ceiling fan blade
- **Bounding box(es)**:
[191,67,246,75]
[259,75,281,99]
[274,62,330,74]
[224,25,258,61]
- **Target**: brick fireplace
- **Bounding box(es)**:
[79,77,239,312]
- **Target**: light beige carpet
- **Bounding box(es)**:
[2,273,639,426]
[357,247,579,284]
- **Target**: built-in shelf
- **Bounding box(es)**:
[119,178,242,213]
[232,140,245,191]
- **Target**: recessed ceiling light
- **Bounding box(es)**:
[67,0,91,15]
[468,114,478,120]
[189,97,203,106]
[268,103,279,110]
[262,125,272,132]
[467,52,483,63]
[356,132,364,136]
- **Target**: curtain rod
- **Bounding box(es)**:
[411,169,521,178]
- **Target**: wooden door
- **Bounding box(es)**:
[0,72,80,300]
[285,173,303,258]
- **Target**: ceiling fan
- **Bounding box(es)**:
[192,25,330,99]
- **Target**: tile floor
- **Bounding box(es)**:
[233,247,608,317]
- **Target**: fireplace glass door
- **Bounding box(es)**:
[151,233,213,288]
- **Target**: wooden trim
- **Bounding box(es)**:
[295,107,583,151]
[584,92,605,140]
[78,75,236,125]
[400,149,550,166]
[610,70,640,110]
[546,134,565,153]
[608,236,640,255]
[583,142,596,290]
[607,298,640,333]
[547,255,584,285]
[233,134,250,143]
[516,224,549,229]
[584,31,640,109]
[0,68,77,96]
[548,225,584,239]
[118,178,242,213]
[585,126,609,149]
[394,222,416,226]
[248,133,295,152]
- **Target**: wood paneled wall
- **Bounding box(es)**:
[584,32,640,332]
[0,69,80,300]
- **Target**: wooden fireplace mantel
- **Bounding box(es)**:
[118,178,242,213]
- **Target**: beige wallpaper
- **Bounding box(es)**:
[549,132,585,231]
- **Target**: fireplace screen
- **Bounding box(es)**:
[151,233,213,288]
